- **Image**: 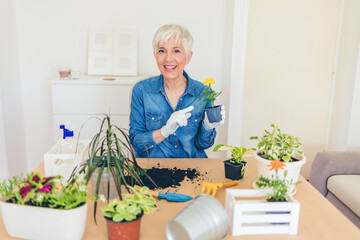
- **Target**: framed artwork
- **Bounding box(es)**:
[87,27,137,76]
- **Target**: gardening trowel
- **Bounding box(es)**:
[148,189,193,202]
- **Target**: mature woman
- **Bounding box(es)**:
[129,24,225,158]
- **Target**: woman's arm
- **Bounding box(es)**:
[129,83,158,155]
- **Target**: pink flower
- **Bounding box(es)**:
[37,183,53,194]
[19,185,33,199]
[28,174,40,185]
[43,177,53,184]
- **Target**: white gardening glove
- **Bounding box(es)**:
[203,105,226,130]
[161,106,194,137]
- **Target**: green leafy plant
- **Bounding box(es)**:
[199,78,222,107]
[256,160,289,201]
[0,172,87,209]
[101,185,157,222]
[213,144,247,164]
[250,124,303,162]
[73,115,156,222]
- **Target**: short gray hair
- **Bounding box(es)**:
[152,24,194,56]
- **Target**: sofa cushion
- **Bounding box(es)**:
[327,175,360,217]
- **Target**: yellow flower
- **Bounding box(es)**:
[203,78,215,86]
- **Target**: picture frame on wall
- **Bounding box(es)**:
[87,27,137,76]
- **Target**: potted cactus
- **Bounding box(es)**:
[213,144,247,180]
[101,185,157,240]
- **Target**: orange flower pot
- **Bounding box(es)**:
[105,213,143,240]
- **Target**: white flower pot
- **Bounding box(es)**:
[253,150,306,193]
[0,201,87,240]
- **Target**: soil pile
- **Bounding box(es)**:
[140,167,200,190]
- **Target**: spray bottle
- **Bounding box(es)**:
[59,123,76,154]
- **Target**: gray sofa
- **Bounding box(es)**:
[309,152,360,228]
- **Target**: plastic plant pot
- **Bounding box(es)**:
[205,105,222,123]
[223,160,247,180]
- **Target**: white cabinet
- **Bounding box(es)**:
[51,75,148,141]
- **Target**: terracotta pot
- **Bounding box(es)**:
[223,159,247,180]
[205,105,222,123]
[105,212,144,240]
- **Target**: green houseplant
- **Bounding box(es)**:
[256,160,290,201]
[0,173,88,239]
[73,115,155,222]
[200,78,223,123]
[213,144,247,180]
[101,185,157,240]
[250,124,306,193]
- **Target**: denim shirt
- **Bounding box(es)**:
[129,71,216,158]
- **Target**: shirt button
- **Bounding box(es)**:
[174,133,176,135]
[174,145,177,148]
[151,117,154,120]
[195,119,198,122]
[151,145,154,148]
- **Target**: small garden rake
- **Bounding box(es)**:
[200,180,239,197]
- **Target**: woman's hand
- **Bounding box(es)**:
[203,106,226,130]
[161,106,194,137]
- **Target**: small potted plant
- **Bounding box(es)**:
[101,185,157,240]
[0,172,88,240]
[256,160,291,201]
[73,114,156,222]
[255,160,299,223]
[213,144,247,180]
[200,78,223,123]
[250,124,306,193]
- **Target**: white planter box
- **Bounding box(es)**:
[44,139,90,180]
[225,189,300,236]
[0,201,88,240]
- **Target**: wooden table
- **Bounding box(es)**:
[1,157,359,239]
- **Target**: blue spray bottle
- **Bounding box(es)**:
[60,123,76,154]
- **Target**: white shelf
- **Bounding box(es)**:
[52,75,149,85]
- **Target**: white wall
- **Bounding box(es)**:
[327,0,360,151]
[347,44,360,150]
[241,0,342,179]
[13,0,231,171]
[0,0,27,178]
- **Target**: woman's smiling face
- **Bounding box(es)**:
[154,37,193,82]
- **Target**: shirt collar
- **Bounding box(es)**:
[155,71,198,96]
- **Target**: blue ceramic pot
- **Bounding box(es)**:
[205,105,222,123]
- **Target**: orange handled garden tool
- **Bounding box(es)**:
[200,180,239,197]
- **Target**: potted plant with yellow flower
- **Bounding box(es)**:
[213,144,247,180]
[200,78,223,123]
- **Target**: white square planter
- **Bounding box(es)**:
[0,201,88,240]
[225,189,300,236]
[44,139,90,180]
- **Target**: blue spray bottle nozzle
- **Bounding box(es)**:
[60,124,74,139]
